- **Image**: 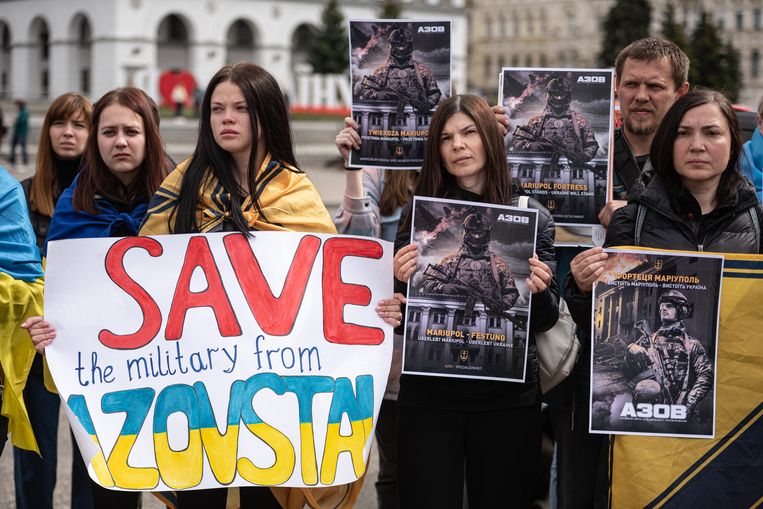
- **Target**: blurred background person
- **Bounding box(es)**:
[9,100,29,166]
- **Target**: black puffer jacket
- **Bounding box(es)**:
[605,174,762,253]
[394,184,559,411]
[564,175,761,401]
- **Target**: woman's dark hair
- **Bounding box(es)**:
[651,88,744,206]
[74,87,172,214]
[173,63,298,234]
[414,94,511,203]
[31,93,92,217]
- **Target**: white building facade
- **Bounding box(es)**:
[0,0,467,106]
[468,0,763,106]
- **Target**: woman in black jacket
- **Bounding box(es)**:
[604,88,761,253]
[569,89,761,328]
[392,94,559,508]
[564,89,762,509]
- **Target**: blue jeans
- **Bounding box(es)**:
[13,356,93,509]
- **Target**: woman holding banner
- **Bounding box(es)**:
[15,92,92,509]
[392,94,559,508]
[22,86,174,508]
[139,63,402,509]
[564,88,762,507]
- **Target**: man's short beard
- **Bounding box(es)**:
[624,116,658,137]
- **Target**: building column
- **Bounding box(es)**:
[478,310,488,333]
[446,308,456,330]
[10,43,34,100]
[191,41,225,89]
[48,40,73,100]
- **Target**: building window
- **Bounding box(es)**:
[736,10,744,30]
[754,9,761,30]
[525,55,533,67]
[512,55,520,67]
[370,114,381,126]
[573,169,585,179]
[488,316,501,328]
[462,314,477,326]
[753,50,760,78]
[409,311,421,322]
[539,54,547,67]
[432,312,446,324]
[521,167,534,178]
[567,12,576,36]
[485,55,493,82]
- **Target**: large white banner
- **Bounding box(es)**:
[44,232,393,491]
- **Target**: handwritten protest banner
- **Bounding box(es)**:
[43,232,393,491]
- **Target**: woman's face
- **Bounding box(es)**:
[673,103,731,188]
[210,81,254,160]
[439,111,487,193]
[97,104,146,185]
[49,113,88,160]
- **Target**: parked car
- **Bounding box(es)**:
[734,105,758,142]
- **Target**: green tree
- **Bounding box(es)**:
[309,0,349,74]
[689,10,742,101]
[599,0,651,67]
[379,0,402,19]
[660,2,691,59]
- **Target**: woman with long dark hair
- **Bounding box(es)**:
[140,62,402,509]
[569,89,762,317]
[15,92,92,509]
[22,86,173,508]
[392,94,559,508]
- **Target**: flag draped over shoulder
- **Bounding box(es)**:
[0,167,45,453]
[45,175,147,254]
[140,153,336,235]
[610,252,763,508]
[141,156,359,508]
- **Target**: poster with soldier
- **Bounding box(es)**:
[500,68,614,228]
[589,249,723,438]
[348,20,450,169]
[402,196,538,382]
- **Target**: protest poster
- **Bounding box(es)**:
[589,249,723,438]
[610,252,763,507]
[43,231,394,491]
[500,68,614,229]
[348,19,451,169]
[402,196,538,382]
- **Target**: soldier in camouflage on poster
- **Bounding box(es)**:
[357,27,442,117]
[624,290,713,418]
[421,211,519,320]
[514,76,599,170]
